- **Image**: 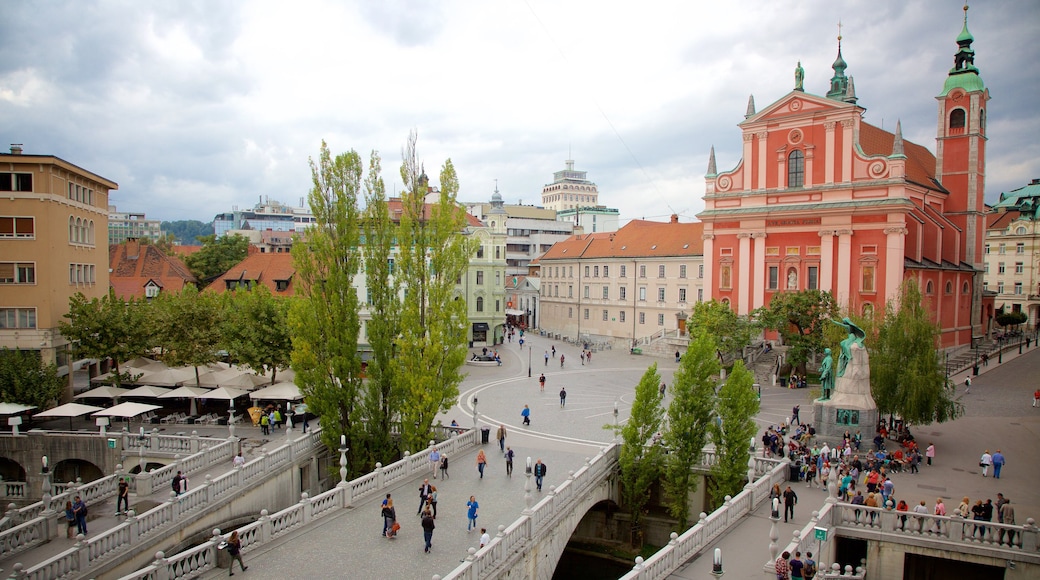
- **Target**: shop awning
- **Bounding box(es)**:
[473,323,490,331]
[505,309,525,316]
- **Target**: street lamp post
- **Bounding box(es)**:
[472,396,479,429]
[528,344,532,378]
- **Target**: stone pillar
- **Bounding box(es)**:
[752,232,767,310]
[737,233,752,315]
[835,229,853,306]
[756,132,768,191]
[840,119,854,183]
[824,122,836,184]
[819,230,835,293]
[702,234,715,301]
[884,227,908,302]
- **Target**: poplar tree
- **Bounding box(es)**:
[709,360,759,507]
[663,331,720,529]
[393,131,474,453]
[871,279,962,424]
[613,362,665,538]
[289,142,367,467]
[359,149,402,466]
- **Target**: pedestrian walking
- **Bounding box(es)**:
[64,501,76,539]
[172,471,185,495]
[429,446,441,478]
[505,447,514,477]
[991,449,1006,479]
[72,495,87,535]
[544,351,549,366]
[675,350,681,363]
[496,425,507,454]
[538,373,546,392]
[789,551,805,580]
[418,479,433,515]
[521,404,531,426]
[427,485,438,518]
[980,450,992,477]
[422,509,436,553]
[551,345,556,358]
[559,387,567,408]
[260,413,269,435]
[964,376,971,393]
[1034,388,1040,407]
[381,494,395,536]
[659,382,666,396]
[803,552,817,580]
[791,405,800,426]
[466,496,479,531]
[440,455,450,479]
[560,353,565,367]
[518,337,524,350]
[999,500,1016,544]
[233,452,245,469]
[476,449,487,479]
[117,477,130,515]
[580,351,585,365]
[534,459,547,491]
[480,528,490,548]
[783,486,798,522]
[226,530,248,576]
[926,442,935,466]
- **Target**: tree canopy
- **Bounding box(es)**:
[757,289,838,370]
[688,300,759,356]
[0,349,65,409]
[152,286,223,386]
[221,284,292,385]
[184,233,249,281]
[58,290,151,385]
[613,362,665,532]
[870,279,962,424]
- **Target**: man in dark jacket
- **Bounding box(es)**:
[783,486,798,522]
[421,509,436,553]
[533,459,547,491]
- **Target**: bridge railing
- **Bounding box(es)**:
[618,455,789,580]
[114,428,480,580]
[440,443,621,580]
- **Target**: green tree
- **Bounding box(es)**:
[160,220,213,245]
[871,279,962,424]
[0,349,65,408]
[153,286,224,386]
[221,284,292,385]
[663,332,720,529]
[995,309,1028,331]
[708,360,759,507]
[688,300,759,356]
[757,290,838,371]
[184,233,249,282]
[611,362,665,537]
[393,131,475,453]
[290,142,366,470]
[359,149,402,467]
[58,290,151,386]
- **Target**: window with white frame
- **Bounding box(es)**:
[619,287,626,300]
[657,287,665,301]
[639,265,646,278]
[619,311,625,323]
[658,265,665,278]
[639,287,646,301]
[1015,262,1024,274]
[0,217,34,238]
[679,288,687,302]
[679,264,687,278]
[0,262,35,284]
[657,314,665,326]
[639,312,645,324]
[602,286,609,299]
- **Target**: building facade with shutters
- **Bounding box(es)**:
[0,145,117,375]
[699,10,990,347]
[983,179,1040,328]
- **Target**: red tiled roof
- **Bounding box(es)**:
[859,123,941,191]
[987,211,1020,230]
[169,245,203,257]
[205,253,296,297]
[386,199,484,227]
[540,219,704,261]
[109,241,197,300]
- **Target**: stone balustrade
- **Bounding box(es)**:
[112,428,479,580]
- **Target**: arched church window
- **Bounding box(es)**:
[945,281,953,295]
[925,280,934,294]
[949,109,966,130]
[787,150,805,188]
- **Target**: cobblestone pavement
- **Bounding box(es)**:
[200,338,1040,580]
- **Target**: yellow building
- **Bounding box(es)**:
[0,145,117,377]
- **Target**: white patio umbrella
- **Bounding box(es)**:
[198,368,269,389]
[34,403,104,430]
[122,357,168,372]
[139,367,199,387]
[74,386,131,401]
[157,386,213,415]
[249,381,303,401]
[202,386,250,401]
[122,385,173,399]
[93,402,162,418]
[0,403,36,415]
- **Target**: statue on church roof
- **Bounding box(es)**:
[794,61,805,92]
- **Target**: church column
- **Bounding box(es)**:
[884,227,908,301]
[756,132,769,190]
[742,133,754,189]
[824,122,836,184]
[836,229,853,306]
[804,145,815,188]
[840,119,854,183]
[737,233,752,315]
[752,232,768,310]
[819,230,835,292]
[702,234,714,301]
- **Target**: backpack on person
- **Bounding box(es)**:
[804,560,816,578]
[81,502,87,517]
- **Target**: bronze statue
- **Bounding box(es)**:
[819,347,834,400]
[832,317,866,377]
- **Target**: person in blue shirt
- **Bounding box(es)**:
[991,449,1006,479]
[521,405,531,426]
[466,496,479,531]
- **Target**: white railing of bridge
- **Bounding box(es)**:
[439,443,621,580]
[112,429,480,580]
[0,434,240,565]
[617,454,789,580]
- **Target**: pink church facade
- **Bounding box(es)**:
[699,11,991,348]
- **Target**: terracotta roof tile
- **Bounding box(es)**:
[987,211,1019,230]
[205,253,296,296]
[540,219,704,260]
[859,123,941,191]
[109,242,198,299]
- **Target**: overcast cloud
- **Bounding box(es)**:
[1,1,1037,224]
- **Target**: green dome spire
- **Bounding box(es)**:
[940,3,984,96]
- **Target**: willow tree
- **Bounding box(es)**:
[871,279,962,424]
[709,360,759,507]
[664,331,720,529]
[393,131,474,453]
[289,142,367,469]
[359,149,402,466]
[613,362,665,539]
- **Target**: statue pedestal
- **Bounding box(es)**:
[812,343,878,442]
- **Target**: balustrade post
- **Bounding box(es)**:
[722,495,733,527]
[75,533,89,571]
[376,463,385,490]
[5,502,17,524]
[1022,518,1038,552]
[125,509,138,545]
[300,492,312,525]
[151,550,170,580]
[258,509,271,543]
[204,474,214,505]
[764,507,780,572]
[168,491,180,520]
[191,430,200,454]
[135,469,154,496]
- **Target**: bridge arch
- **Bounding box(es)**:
[531,473,615,580]
[0,457,27,482]
[128,461,169,475]
[52,458,104,484]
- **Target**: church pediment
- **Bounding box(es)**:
[740,91,858,126]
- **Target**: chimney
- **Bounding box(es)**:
[1031,178,1040,186]
[10,144,23,155]
[126,238,140,259]
[670,214,679,224]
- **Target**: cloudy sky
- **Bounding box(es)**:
[2,1,1037,224]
